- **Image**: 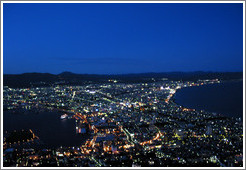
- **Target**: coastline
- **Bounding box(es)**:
[3,110,91,148]
[171,80,243,119]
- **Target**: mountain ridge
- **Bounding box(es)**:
[3,71,243,88]
[3,70,243,76]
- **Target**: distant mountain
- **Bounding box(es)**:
[3,73,57,88]
[3,71,243,88]
[58,71,78,76]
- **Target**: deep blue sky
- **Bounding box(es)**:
[3,3,243,74]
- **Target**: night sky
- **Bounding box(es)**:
[3,3,243,74]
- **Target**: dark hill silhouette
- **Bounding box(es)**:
[3,71,243,88]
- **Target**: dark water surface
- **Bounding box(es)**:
[174,80,243,118]
[3,111,89,148]
[3,80,243,148]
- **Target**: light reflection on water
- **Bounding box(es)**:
[3,111,90,148]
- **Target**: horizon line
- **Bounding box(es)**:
[3,70,244,76]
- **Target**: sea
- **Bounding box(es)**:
[3,111,89,148]
[3,80,243,148]
[174,80,243,118]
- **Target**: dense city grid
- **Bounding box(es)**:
[3,79,243,167]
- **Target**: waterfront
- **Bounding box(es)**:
[3,79,243,167]
[174,80,243,118]
[3,111,89,148]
